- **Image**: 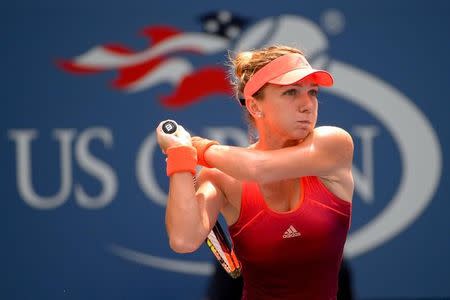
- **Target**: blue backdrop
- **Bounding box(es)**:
[3,1,450,299]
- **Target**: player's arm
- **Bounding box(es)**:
[165,168,226,253]
[204,126,353,183]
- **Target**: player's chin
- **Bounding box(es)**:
[291,124,312,139]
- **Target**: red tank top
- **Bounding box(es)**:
[228,176,352,300]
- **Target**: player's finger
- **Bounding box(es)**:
[176,125,189,136]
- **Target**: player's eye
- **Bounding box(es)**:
[308,89,319,97]
[283,89,298,96]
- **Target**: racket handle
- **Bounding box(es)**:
[162,120,178,134]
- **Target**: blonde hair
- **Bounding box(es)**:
[227,45,305,142]
[228,45,304,102]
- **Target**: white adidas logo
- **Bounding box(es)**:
[282,225,301,239]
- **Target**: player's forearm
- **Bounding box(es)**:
[165,172,207,253]
[204,145,267,182]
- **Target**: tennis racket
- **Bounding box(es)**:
[161,120,242,279]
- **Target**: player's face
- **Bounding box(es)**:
[259,78,319,140]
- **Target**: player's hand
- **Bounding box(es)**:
[156,120,192,153]
[191,136,219,167]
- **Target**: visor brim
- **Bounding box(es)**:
[268,69,333,87]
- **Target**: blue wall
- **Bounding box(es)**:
[2,1,449,299]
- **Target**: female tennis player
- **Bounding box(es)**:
[156,45,354,300]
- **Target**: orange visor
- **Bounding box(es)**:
[242,53,334,102]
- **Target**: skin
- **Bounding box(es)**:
[156,76,354,253]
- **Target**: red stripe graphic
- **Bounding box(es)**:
[56,60,103,74]
[140,25,182,45]
[160,67,233,107]
[111,56,166,89]
[102,44,135,55]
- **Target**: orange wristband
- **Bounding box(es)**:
[191,136,219,168]
[166,146,197,176]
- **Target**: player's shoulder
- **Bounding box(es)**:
[314,125,352,137]
[313,126,353,146]
[311,126,354,162]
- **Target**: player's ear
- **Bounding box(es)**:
[245,96,263,119]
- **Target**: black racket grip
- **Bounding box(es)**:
[162,120,177,134]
